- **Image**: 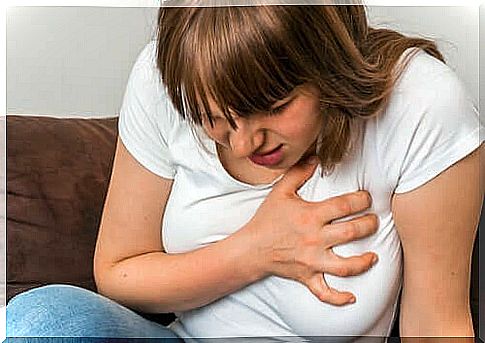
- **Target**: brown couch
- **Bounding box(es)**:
[6,115,481,338]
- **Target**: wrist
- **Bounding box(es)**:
[226,221,271,283]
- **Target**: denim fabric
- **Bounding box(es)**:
[6,284,184,343]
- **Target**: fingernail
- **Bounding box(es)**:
[348,296,356,304]
[372,254,378,265]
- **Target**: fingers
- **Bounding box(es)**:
[316,190,372,223]
[305,273,355,306]
[274,156,319,195]
[322,252,378,277]
[322,213,379,247]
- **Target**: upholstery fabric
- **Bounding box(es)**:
[7,115,118,298]
[6,115,177,326]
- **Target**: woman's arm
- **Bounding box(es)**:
[94,138,378,313]
[94,138,263,313]
[392,145,483,339]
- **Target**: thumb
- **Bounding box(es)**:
[275,156,319,195]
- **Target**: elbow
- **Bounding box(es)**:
[93,251,116,298]
[93,266,109,298]
[400,310,474,337]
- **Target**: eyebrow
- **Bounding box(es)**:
[207,92,297,119]
[271,97,293,109]
[270,93,297,111]
[208,111,232,120]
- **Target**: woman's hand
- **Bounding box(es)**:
[245,158,378,306]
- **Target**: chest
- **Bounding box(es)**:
[163,148,402,337]
[163,155,390,256]
[162,121,392,254]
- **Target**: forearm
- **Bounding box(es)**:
[96,226,266,313]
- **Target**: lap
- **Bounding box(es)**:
[6,284,182,342]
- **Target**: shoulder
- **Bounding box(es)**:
[123,41,182,132]
[398,48,449,80]
[391,48,469,109]
[127,41,165,99]
[118,40,187,179]
[375,48,477,142]
[132,40,158,71]
[379,48,478,142]
[365,48,481,194]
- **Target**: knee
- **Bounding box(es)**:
[7,284,104,337]
[7,284,100,314]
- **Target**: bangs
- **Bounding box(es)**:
[158,6,312,128]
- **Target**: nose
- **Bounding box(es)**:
[229,117,264,159]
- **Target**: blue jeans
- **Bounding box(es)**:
[6,284,184,342]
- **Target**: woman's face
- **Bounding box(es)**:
[201,85,323,172]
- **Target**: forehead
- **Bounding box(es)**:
[194,90,226,118]
[206,97,223,116]
[202,84,318,121]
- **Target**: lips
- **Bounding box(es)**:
[248,145,284,166]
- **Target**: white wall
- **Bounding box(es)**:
[6,6,480,118]
[7,7,158,117]
[367,6,479,108]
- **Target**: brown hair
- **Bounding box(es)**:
[156,4,445,173]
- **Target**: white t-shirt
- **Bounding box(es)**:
[118,41,483,342]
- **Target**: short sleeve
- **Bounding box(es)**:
[118,42,176,179]
[377,51,483,194]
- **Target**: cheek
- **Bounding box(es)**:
[289,122,321,143]
[278,110,322,143]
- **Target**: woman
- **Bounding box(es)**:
[7,3,483,342]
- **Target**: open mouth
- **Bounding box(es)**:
[248,144,284,166]
[255,145,283,156]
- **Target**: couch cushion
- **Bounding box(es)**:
[6,115,177,326]
[7,115,118,300]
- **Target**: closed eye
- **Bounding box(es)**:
[268,100,291,116]
[202,113,224,128]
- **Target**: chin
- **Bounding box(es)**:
[266,158,298,171]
